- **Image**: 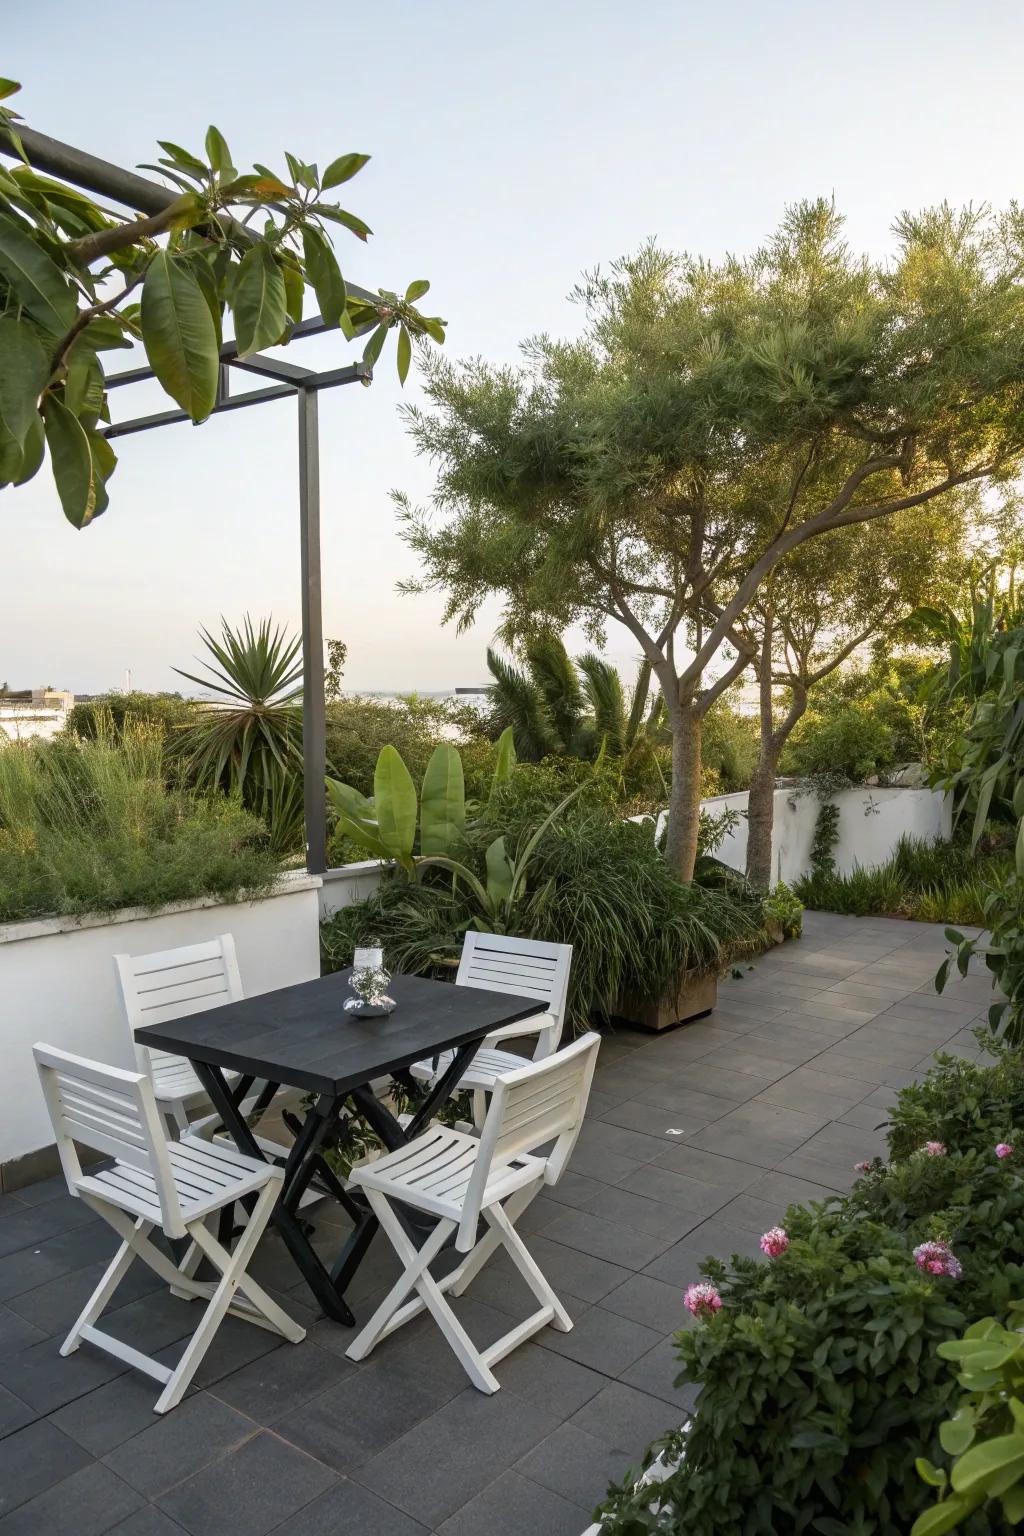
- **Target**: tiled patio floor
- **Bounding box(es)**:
[0,912,994,1535]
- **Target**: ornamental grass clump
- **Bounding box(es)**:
[595,1050,1024,1536]
[0,725,278,922]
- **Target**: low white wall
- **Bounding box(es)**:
[318,860,387,920]
[638,784,951,885]
[0,871,322,1167]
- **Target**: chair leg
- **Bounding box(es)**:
[448,1181,539,1298]
[471,1089,488,1129]
[60,1224,146,1357]
[346,1191,500,1393]
[154,1182,304,1414]
[486,1200,573,1331]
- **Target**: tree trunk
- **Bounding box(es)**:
[745,749,781,889]
[664,705,703,882]
[745,680,808,889]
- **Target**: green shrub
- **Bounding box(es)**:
[912,1303,1024,1532]
[784,695,898,782]
[888,1043,1024,1161]
[0,727,278,922]
[763,881,804,939]
[596,1051,1024,1536]
[321,793,759,1032]
[325,694,491,801]
[700,701,759,793]
[65,690,200,744]
[795,835,1011,926]
[796,859,909,917]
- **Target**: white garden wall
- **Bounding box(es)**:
[638,784,951,885]
[0,871,322,1175]
[318,860,386,919]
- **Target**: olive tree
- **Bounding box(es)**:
[0,78,446,526]
[731,501,968,888]
[397,201,1024,880]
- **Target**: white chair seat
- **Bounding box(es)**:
[150,1053,241,1110]
[409,1043,534,1092]
[78,1132,274,1227]
[354,1124,544,1220]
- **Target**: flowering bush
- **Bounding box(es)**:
[595,1051,1024,1536]
[888,1040,1024,1161]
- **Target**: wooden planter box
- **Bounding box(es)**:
[618,969,718,1032]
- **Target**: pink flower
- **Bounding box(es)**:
[921,1142,947,1157]
[913,1240,962,1279]
[759,1227,789,1257]
[684,1282,722,1318]
[854,1161,872,1174]
[996,1143,1014,1160]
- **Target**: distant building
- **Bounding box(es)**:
[0,688,75,742]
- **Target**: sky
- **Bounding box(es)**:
[4,0,1024,695]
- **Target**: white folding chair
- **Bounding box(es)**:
[346,1031,601,1393]
[409,932,573,1125]
[33,1044,305,1414]
[115,936,247,1136]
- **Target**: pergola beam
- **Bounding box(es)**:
[4,125,383,875]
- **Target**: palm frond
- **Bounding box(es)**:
[577,651,626,754]
[486,647,556,761]
[524,631,585,752]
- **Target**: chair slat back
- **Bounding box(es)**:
[458,1032,600,1244]
[33,1043,183,1233]
[456,932,572,1031]
[115,935,243,1071]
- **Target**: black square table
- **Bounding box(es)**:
[138,970,544,1325]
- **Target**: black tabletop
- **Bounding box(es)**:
[137,970,545,1097]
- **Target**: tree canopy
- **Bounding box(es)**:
[398,199,1024,877]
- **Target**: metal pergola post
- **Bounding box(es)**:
[4,126,380,875]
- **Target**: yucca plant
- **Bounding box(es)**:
[174,616,304,852]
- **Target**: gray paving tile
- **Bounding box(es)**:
[516,1421,645,1512]
[616,1165,739,1218]
[0,1460,143,1535]
[0,1308,45,1361]
[492,1344,606,1418]
[273,1353,460,1472]
[356,1387,558,1528]
[575,1185,708,1242]
[208,1340,355,1425]
[617,1333,706,1413]
[437,1469,584,1536]
[0,1333,128,1413]
[50,1372,170,1457]
[757,1065,876,1116]
[489,1236,631,1306]
[535,1306,662,1374]
[156,1429,336,1536]
[103,1392,257,1498]
[107,1507,189,1536]
[536,1207,678,1270]
[597,1097,728,1139]
[600,1273,689,1333]
[651,1145,765,1188]
[0,1418,91,1517]
[0,1382,35,1439]
[642,1218,765,1288]
[278,1477,428,1534]
[686,1100,827,1162]
[685,1064,781,1100]
[575,1120,674,1165]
